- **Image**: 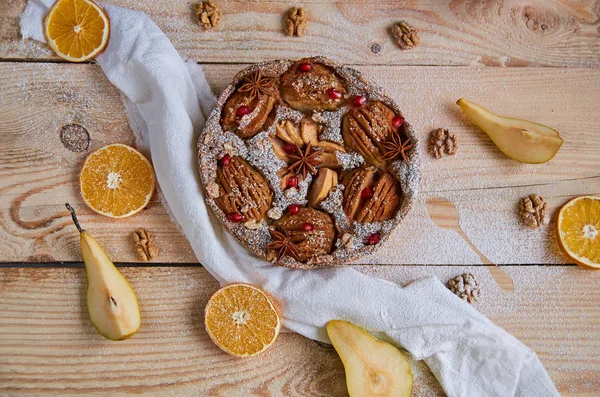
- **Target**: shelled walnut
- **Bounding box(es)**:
[132,228,159,261]
[428,128,458,158]
[285,7,307,37]
[519,194,548,227]
[390,21,420,50]
[195,0,221,30]
[448,273,480,303]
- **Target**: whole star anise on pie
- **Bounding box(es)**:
[265,228,303,261]
[381,130,414,165]
[238,69,275,98]
[287,143,322,179]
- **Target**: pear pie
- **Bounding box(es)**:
[198,57,420,269]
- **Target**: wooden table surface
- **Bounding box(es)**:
[1,1,600,396]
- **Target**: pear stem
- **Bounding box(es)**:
[65,203,84,233]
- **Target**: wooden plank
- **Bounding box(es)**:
[0,265,598,396]
[1,62,599,263]
[2,0,600,66]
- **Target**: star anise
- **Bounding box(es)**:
[265,228,303,261]
[381,130,414,165]
[287,143,322,179]
[238,69,275,98]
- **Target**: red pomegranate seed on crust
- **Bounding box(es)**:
[236,105,250,117]
[352,95,366,107]
[228,212,244,223]
[392,115,405,129]
[327,88,342,100]
[298,62,312,72]
[283,143,296,154]
[288,204,300,215]
[220,154,232,167]
[361,187,374,198]
[286,176,298,188]
[302,223,314,232]
[367,233,380,245]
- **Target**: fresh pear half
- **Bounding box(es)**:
[66,203,141,341]
[457,98,563,164]
[326,320,413,397]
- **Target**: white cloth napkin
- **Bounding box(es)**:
[21,2,559,396]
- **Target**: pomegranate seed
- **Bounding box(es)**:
[361,187,374,198]
[302,222,314,232]
[236,105,250,118]
[220,154,231,167]
[298,62,312,72]
[288,204,300,215]
[286,176,298,188]
[367,233,380,245]
[392,115,405,129]
[327,88,342,100]
[228,212,244,223]
[283,143,296,155]
[352,95,366,107]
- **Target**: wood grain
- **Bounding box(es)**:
[1,62,599,263]
[1,0,600,66]
[0,265,598,396]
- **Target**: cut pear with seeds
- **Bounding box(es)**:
[327,320,413,397]
[457,98,563,164]
[66,203,141,341]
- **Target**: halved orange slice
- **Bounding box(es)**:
[205,283,281,358]
[43,0,110,62]
[80,144,155,218]
[557,195,600,269]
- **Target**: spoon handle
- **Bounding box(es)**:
[456,229,514,292]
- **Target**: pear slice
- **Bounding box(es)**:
[66,203,141,341]
[300,119,319,145]
[308,168,338,207]
[457,98,563,164]
[326,320,413,397]
[268,135,291,162]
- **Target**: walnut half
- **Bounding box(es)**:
[195,0,222,30]
[519,194,548,227]
[285,7,307,37]
[132,228,159,261]
[390,21,420,50]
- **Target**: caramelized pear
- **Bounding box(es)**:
[326,320,413,397]
[457,98,563,164]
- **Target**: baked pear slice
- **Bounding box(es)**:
[457,98,563,164]
[326,320,413,397]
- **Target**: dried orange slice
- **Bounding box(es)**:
[43,0,110,62]
[205,283,281,358]
[80,144,155,218]
[557,196,600,269]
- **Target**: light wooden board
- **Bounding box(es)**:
[0,265,598,396]
[2,0,600,66]
[1,62,599,263]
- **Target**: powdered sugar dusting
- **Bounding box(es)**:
[198,58,420,268]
